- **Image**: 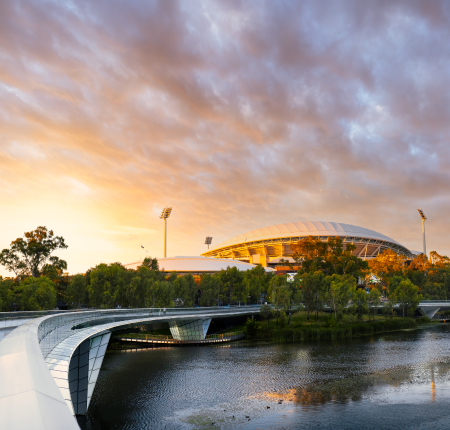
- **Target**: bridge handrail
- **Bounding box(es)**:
[0,306,262,429]
[36,305,262,358]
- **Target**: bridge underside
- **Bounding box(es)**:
[418,307,441,319]
[169,318,211,340]
[39,309,260,417]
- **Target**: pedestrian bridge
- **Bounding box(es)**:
[0,306,261,430]
[1,301,449,429]
[393,301,450,319]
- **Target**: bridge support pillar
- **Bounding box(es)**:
[418,307,440,319]
[169,318,211,340]
[68,332,111,415]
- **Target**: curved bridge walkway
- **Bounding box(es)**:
[0,306,261,430]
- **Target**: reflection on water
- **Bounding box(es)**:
[79,324,450,430]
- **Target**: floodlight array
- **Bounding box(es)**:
[205,236,212,245]
[418,209,427,221]
[160,207,172,219]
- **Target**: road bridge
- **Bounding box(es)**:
[0,306,261,430]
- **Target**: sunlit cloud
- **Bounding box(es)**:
[0,0,450,275]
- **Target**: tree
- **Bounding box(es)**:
[173,276,190,307]
[299,271,326,321]
[291,236,368,277]
[268,275,292,311]
[156,281,174,307]
[199,274,220,307]
[66,274,86,308]
[17,276,57,310]
[0,277,15,312]
[291,236,328,273]
[244,317,260,340]
[147,280,163,308]
[0,227,68,278]
[218,266,245,305]
[390,278,422,317]
[324,274,356,321]
[368,249,407,293]
[260,304,272,324]
[244,265,271,304]
[367,287,381,321]
[141,256,159,271]
[354,288,368,321]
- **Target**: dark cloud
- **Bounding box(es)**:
[0,0,449,272]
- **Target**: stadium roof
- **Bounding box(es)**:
[211,221,401,251]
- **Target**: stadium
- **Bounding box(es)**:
[201,221,414,268]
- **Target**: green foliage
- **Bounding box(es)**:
[66,274,86,308]
[0,277,15,311]
[271,317,417,343]
[354,288,368,321]
[278,311,287,328]
[368,288,381,321]
[269,275,292,311]
[244,265,272,304]
[199,274,220,307]
[260,304,272,324]
[0,226,67,278]
[17,276,57,310]
[324,274,356,321]
[244,317,261,339]
[299,271,326,320]
[389,278,423,317]
[219,266,246,305]
[173,274,197,307]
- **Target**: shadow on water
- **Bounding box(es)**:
[78,323,450,430]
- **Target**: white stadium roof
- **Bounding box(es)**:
[124,256,274,273]
[211,221,401,251]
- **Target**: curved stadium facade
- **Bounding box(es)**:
[201,221,413,267]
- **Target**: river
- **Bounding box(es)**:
[78,323,450,429]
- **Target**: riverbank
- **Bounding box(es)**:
[245,311,431,342]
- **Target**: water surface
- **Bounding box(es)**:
[79,324,450,429]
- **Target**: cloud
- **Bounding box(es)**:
[1,0,450,274]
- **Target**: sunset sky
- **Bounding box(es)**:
[1,0,449,276]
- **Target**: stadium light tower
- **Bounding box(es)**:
[418,209,427,257]
[160,207,172,258]
[205,236,212,249]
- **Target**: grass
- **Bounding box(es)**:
[213,324,246,335]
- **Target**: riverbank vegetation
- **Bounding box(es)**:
[0,227,449,312]
[245,311,427,342]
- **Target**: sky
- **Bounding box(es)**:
[1,0,450,276]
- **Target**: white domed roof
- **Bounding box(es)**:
[124,256,274,272]
[211,221,400,251]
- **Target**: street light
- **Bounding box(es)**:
[418,209,427,257]
[205,236,212,249]
[160,207,172,258]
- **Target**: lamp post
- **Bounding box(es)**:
[205,236,212,250]
[160,207,172,258]
[418,209,427,257]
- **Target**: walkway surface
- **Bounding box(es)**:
[114,332,244,345]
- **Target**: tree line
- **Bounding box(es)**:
[1,227,449,313]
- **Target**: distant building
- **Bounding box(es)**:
[201,221,413,268]
[124,256,275,274]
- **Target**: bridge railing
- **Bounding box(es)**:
[35,305,261,357]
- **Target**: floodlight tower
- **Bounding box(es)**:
[205,236,212,250]
[418,209,427,257]
[160,207,172,258]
